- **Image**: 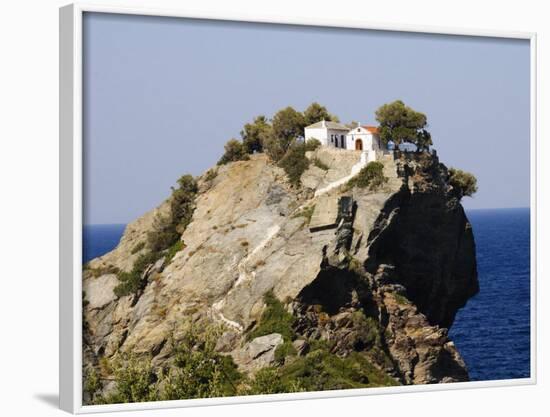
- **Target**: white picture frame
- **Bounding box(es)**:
[59,2,537,413]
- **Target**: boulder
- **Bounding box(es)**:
[84,274,118,310]
[232,333,284,372]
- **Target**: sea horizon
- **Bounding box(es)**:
[83,206,531,228]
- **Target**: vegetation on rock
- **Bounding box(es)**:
[115,175,198,297]
[203,168,218,182]
[248,291,296,342]
[130,241,146,255]
[348,161,388,190]
[304,138,322,151]
[243,337,397,394]
[160,327,242,400]
[114,251,162,297]
[276,342,398,391]
[213,103,338,188]
[165,240,185,264]
[449,167,478,199]
[86,327,243,404]
[170,175,198,233]
[218,139,250,165]
[241,115,272,154]
[147,175,198,252]
[242,368,303,394]
[274,341,297,364]
[85,318,397,405]
[104,355,158,404]
[277,143,310,187]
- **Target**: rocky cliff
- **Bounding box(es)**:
[83,147,478,400]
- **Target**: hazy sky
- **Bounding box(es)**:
[83,12,530,225]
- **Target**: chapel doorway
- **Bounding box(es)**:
[355,139,363,151]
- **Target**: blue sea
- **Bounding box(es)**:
[83,224,126,264]
[449,208,531,381]
[82,208,531,381]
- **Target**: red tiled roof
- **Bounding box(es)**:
[363,126,379,134]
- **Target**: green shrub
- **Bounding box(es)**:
[160,326,241,400]
[147,215,179,253]
[86,312,400,404]
[449,168,478,198]
[131,241,146,255]
[147,175,197,253]
[171,175,199,232]
[305,138,322,151]
[165,240,185,264]
[113,271,141,298]
[248,291,295,342]
[114,252,162,297]
[217,139,250,165]
[87,327,244,405]
[84,366,102,402]
[203,168,218,182]
[274,341,297,364]
[103,355,158,404]
[277,344,397,391]
[278,143,310,186]
[244,368,303,395]
[351,311,381,347]
[348,161,388,190]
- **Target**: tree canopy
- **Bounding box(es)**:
[375,100,432,151]
[216,102,339,165]
[303,102,339,126]
[262,106,306,162]
[272,106,306,144]
[241,115,272,154]
[217,139,249,165]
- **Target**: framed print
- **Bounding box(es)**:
[59,3,537,413]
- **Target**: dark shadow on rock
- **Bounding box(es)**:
[34,393,59,409]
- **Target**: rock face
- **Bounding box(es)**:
[83,149,478,389]
[233,333,284,372]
